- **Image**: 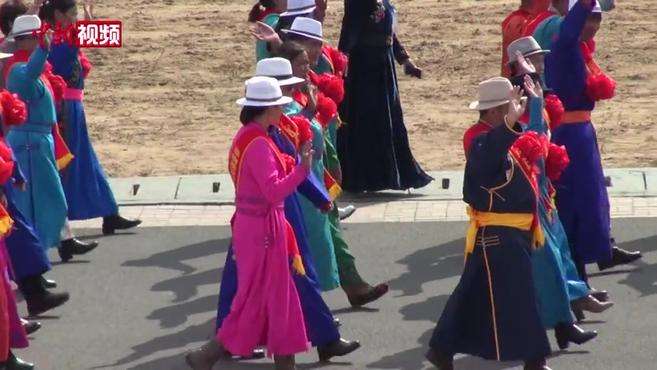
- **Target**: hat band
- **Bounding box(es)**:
[287,29,322,40]
[273,74,294,80]
[284,4,316,13]
[478,97,509,104]
[245,95,284,102]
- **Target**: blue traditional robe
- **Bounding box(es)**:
[6,46,67,250]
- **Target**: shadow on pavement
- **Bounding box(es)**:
[617,235,657,297]
[122,238,230,274]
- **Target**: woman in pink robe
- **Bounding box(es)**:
[186,76,313,370]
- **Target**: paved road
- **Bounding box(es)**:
[15,218,657,370]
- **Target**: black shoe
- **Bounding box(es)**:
[59,238,99,262]
[554,322,597,350]
[3,352,34,370]
[317,338,361,362]
[40,276,57,289]
[425,348,454,370]
[572,307,586,322]
[347,283,389,307]
[598,246,642,271]
[23,320,41,335]
[589,289,610,302]
[26,291,70,317]
[102,214,141,235]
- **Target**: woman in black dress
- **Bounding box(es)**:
[337,0,432,193]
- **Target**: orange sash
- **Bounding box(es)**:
[561,111,591,124]
[228,125,306,276]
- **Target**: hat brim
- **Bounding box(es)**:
[469,99,510,111]
[279,6,316,17]
[6,29,38,41]
[278,76,306,86]
[507,50,550,65]
[281,29,324,43]
[0,52,12,60]
[236,96,293,107]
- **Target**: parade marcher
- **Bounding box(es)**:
[39,0,142,235]
[214,57,361,362]
[276,33,389,306]
[4,15,98,263]
[500,0,550,77]
[252,0,326,61]
[543,0,641,284]
[505,44,611,347]
[426,77,552,370]
[337,0,432,193]
[186,77,313,370]
[0,99,34,370]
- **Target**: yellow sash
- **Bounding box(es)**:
[465,206,544,256]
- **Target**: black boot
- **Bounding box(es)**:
[23,320,41,335]
[59,238,99,262]
[40,276,57,289]
[317,338,361,362]
[347,283,389,307]
[1,352,34,370]
[524,358,551,370]
[425,348,454,370]
[21,275,70,317]
[102,214,141,235]
[597,245,642,271]
[554,322,597,350]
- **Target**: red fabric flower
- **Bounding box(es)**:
[514,131,544,164]
[78,50,93,79]
[324,46,348,76]
[309,72,345,105]
[0,90,27,126]
[585,73,616,102]
[315,92,337,128]
[43,64,66,102]
[280,153,297,173]
[0,140,14,185]
[546,143,570,181]
[544,93,564,130]
[289,115,313,144]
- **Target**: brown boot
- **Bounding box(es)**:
[185,339,223,370]
[425,348,453,370]
[274,355,296,370]
[524,358,552,370]
[572,294,614,314]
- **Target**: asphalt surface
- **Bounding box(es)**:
[14,218,657,370]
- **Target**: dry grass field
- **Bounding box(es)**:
[81,0,657,176]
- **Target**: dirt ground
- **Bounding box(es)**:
[83,0,657,177]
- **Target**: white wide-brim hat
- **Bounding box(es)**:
[256,57,305,86]
[507,36,550,65]
[569,0,602,13]
[469,77,514,111]
[280,0,316,17]
[236,76,293,107]
[7,14,41,41]
[281,17,324,43]
[0,53,12,60]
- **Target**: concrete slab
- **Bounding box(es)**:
[109,176,180,204]
[175,175,234,203]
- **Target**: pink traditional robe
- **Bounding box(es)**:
[218,122,310,357]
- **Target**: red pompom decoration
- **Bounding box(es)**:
[546,143,570,181]
[78,50,93,79]
[586,73,616,102]
[43,63,67,102]
[289,115,314,144]
[514,131,544,165]
[324,46,348,76]
[309,72,345,105]
[280,153,297,173]
[544,93,564,130]
[0,90,27,126]
[315,92,337,128]
[0,140,14,185]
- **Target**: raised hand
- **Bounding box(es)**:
[515,51,536,75]
[523,74,543,99]
[507,85,527,127]
[300,141,315,170]
[251,21,282,48]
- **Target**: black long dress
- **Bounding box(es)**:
[337,0,432,193]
